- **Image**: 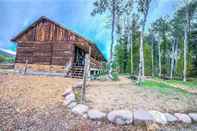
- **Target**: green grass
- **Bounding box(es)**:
[142,80,191,96]
[166,79,197,89]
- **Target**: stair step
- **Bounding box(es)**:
[64,66,85,79]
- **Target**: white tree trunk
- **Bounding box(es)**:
[158,40,161,77]
[183,2,189,82]
[151,37,154,77]
[130,34,133,75]
[170,39,175,79]
[174,39,178,75]
[142,31,145,78]
[138,31,144,84]
[109,0,115,79]
[130,30,133,75]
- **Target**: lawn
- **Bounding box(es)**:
[166,79,197,89]
[143,80,192,96]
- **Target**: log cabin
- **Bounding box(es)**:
[11,16,107,78]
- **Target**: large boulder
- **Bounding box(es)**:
[62,88,72,97]
[174,113,192,124]
[149,111,167,124]
[72,82,83,89]
[133,110,153,125]
[71,104,89,115]
[88,109,106,120]
[188,113,197,122]
[64,93,75,106]
[68,102,77,109]
[164,113,177,123]
[107,110,133,125]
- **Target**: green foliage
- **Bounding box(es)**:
[0,55,6,63]
[132,32,140,75]
[114,39,128,73]
[94,0,197,79]
[6,57,15,63]
[97,75,108,81]
[144,41,152,75]
[176,41,184,77]
[0,55,15,63]
[111,72,119,81]
[74,90,81,102]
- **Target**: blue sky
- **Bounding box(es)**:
[0,0,179,59]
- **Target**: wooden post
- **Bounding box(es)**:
[80,54,89,103]
[23,59,28,74]
[87,46,91,80]
[64,55,72,77]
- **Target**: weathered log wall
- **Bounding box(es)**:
[17,19,76,42]
[16,42,74,66]
[13,17,106,70]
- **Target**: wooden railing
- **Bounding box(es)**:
[90,57,102,69]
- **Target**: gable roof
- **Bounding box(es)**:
[11,16,107,61]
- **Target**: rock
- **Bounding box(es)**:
[174,113,192,124]
[64,93,75,106]
[72,82,83,89]
[88,110,106,120]
[62,88,72,97]
[68,102,77,109]
[133,110,153,124]
[149,111,167,124]
[107,110,133,125]
[188,113,197,122]
[71,104,89,115]
[82,113,88,118]
[164,113,177,123]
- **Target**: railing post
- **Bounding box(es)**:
[23,59,28,75]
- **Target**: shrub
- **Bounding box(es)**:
[0,55,6,63]
[112,72,119,81]
[74,89,81,102]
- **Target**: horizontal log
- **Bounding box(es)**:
[17,54,33,57]
[17,47,35,52]
[33,62,50,65]
[33,52,52,57]
[52,43,72,48]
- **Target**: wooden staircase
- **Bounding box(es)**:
[65,66,84,79]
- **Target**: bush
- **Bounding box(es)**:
[112,72,119,81]
[6,57,15,63]
[0,55,6,63]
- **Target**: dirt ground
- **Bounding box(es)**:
[0,74,79,112]
[86,77,197,113]
[0,74,197,131]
